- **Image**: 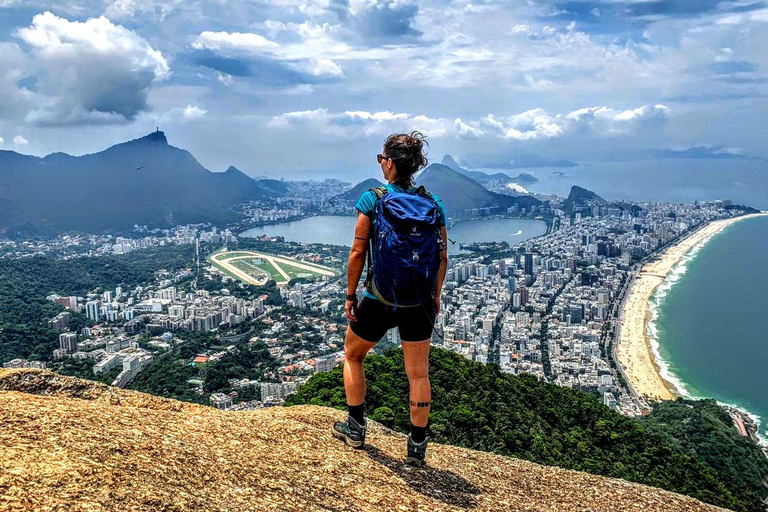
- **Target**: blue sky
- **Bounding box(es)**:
[0,0,766,178]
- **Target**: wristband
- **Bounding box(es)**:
[346,294,358,301]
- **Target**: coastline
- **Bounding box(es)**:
[616,212,768,402]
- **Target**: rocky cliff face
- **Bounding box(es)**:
[0,369,728,512]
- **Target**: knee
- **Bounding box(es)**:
[344,345,367,363]
[406,365,429,382]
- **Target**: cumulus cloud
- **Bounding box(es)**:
[191,30,344,81]
[13,135,29,146]
[192,31,279,53]
[268,103,670,141]
[0,43,34,119]
[0,137,4,144]
[138,103,208,125]
[183,105,207,120]
[348,0,422,42]
[565,104,670,135]
[15,12,169,126]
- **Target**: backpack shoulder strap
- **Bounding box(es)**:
[413,185,440,208]
[364,186,387,292]
[370,186,388,199]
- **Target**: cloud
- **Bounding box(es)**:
[192,31,280,53]
[191,30,344,83]
[104,0,184,21]
[268,103,670,141]
[137,103,208,125]
[0,137,4,144]
[15,12,169,126]
[13,135,29,146]
[183,105,207,120]
[710,60,758,74]
[349,0,422,42]
[0,43,34,120]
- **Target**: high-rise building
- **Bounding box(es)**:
[85,301,101,322]
[48,311,71,330]
[59,333,78,353]
[507,277,516,293]
[103,291,113,303]
[314,355,337,373]
[519,287,529,306]
[524,253,534,276]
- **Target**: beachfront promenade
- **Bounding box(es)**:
[615,213,768,402]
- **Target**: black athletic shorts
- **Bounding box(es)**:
[350,296,436,343]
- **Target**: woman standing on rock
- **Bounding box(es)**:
[332,131,449,467]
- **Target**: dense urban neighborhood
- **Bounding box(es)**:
[1,177,752,421]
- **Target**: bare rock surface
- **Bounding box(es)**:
[0,369,729,512]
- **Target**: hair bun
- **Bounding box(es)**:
[382,131,429,187]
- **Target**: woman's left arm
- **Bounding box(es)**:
[345,212,372,321]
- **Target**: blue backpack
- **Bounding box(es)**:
[365,186,443,308]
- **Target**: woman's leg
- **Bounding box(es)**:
[402,339,431,428]
[343,325,378,407]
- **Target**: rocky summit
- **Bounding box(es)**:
[0,369,727,512]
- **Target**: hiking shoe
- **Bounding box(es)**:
[405,435,428,467]
[332,415,367,449]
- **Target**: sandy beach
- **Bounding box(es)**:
[616,213,767,401]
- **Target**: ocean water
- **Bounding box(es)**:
[241,215,548,253]
[480,159,768,210]
[649,215,768,441]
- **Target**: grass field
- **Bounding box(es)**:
[231,259,271,282]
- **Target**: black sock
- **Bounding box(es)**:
[411,424,427,444]
[348,403,365,424]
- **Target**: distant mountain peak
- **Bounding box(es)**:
[564,185,605,213]
[122,130,168,147]
[441,154,461,170]
[143,130,168,145]
[333,177,385,203]
[225,165,242,174]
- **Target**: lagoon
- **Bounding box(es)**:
[240,216,548,253]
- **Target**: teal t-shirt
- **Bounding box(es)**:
[354,183,447,300]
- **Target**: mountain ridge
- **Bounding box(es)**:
[332,177,386,204]
[417,163,541,217]
[0,368,726,512]
[0,131,278,235]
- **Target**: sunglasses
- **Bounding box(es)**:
[377,154,391,164]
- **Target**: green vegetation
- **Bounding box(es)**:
[127,332,279,404]
[287,347,764,512]
[56,358,122,385]
[646,398,768,511]
[0,245,194,363]
[127,331,217,404]
[231,259,271,281]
